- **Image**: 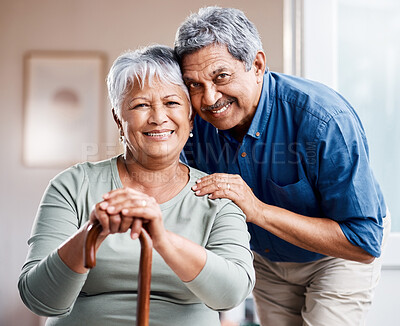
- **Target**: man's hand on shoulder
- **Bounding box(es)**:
[191,173,263,222]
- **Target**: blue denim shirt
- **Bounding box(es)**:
[182,70,386,262]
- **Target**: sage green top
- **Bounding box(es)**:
[18,156,255,325]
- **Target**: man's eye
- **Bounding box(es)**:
[216,73,230,82]
[188,82,201,89]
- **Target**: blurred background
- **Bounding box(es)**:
[1,0,399,325]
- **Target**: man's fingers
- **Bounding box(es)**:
[193,177,234,197]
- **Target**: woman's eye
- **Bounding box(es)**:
[131,103,148,110]
[166,101,180,107]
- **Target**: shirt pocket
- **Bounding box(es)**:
[266,177,321,216]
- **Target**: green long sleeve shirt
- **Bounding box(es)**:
[18,156,255,325]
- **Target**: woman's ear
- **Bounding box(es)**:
[253,50,267,83]
[112,109,124,143]
[112,108,122,129]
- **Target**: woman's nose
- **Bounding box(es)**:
[148,106,168,125]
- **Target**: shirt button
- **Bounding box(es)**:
[255,132,260,137]
[241,152,247,158]
[264,248,270,253]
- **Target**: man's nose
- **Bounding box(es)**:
[202,85,222,107]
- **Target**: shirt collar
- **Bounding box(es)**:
[246,70,274,139]
[218,70,274,142]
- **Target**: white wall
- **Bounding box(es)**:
[0,0,284,324]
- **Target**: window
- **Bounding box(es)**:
[302,0,400,232]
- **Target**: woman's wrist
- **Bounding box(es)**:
[58,227,90,274]
[151,229,172,253]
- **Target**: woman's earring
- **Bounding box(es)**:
[119,130,126,144]
[189,131,194,138]
[119,133,127,159]
[119,133,127,149]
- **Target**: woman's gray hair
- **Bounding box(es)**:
[174,6,263,71]
[107,44,190,118]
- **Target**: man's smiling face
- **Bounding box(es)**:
[181,44,265,139]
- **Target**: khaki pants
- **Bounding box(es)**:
[252,213,391,326]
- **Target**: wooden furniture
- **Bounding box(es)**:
[84,222,153,326]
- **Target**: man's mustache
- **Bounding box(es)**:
[200,97,236,112]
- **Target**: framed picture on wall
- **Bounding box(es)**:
[22,51,107,167]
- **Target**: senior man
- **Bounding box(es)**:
[175,6,390,326]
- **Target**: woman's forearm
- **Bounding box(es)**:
[154,230,207,282]
[57,225,90,274]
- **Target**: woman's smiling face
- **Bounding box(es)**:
[118,77,192,166]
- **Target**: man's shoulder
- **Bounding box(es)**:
[270,71,355,123]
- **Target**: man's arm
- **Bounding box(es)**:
[192,173,375,264]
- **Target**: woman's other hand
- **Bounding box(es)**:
[94,187,166,243]
[90,187,207,282]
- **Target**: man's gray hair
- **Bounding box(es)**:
[174,6,263,71]
[107,44,190,118]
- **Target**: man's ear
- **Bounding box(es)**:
[253,50,267,83]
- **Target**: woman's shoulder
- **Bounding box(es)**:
[185,165,245,215]
[50,156,118,186]
[187,165,209,181]
[44,156,119,205]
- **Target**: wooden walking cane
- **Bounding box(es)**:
[84,221,153,326]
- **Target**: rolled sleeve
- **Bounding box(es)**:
[184,200,255,310]
[340,218,383,257]
[184,250,253,310]
[315,112,386,256]
[18,250,88,316]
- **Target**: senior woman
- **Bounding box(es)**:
[18,45,255,326]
